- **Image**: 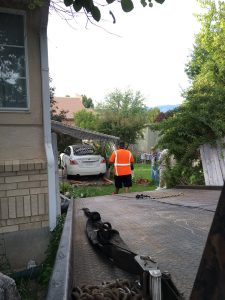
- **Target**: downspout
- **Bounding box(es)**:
[40,23,57,231]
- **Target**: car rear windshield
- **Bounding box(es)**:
[72,145,95,156]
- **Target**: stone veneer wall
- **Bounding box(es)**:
[0,159,49,234]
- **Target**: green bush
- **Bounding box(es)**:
[165,163,205,188]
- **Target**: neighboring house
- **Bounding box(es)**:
[53,95,86,125]
[135,126,159,154]
[0,1,58,271]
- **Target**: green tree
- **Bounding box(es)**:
[147,107,160,123]
[96,89,148,144]
[74,109,98,130]
[183,0,225,146]
[150,0,225,186]
[185,0,225,86]
[82,95,94,108]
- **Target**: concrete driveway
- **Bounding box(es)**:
[72,188,221,299]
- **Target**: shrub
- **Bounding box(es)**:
[165,163,205,187]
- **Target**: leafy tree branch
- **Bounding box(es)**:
[28,0,165,24]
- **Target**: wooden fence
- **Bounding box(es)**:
[200,141,225,186]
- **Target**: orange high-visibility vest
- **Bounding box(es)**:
[109,149,134,176]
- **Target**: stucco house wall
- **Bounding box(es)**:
[135,126,159,154]
[0,2,51,270]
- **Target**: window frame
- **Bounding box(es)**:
[0,8,30,112]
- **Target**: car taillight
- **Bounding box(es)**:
[101,159,106,163]
[70,159,78,165]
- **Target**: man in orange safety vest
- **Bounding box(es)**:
[109,141,134,194]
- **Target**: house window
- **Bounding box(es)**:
[0,11,28,110]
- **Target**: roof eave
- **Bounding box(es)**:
[51,120,119,143]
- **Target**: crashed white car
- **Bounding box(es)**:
[60,144,106,178]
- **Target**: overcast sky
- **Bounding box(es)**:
[47,0,201,107]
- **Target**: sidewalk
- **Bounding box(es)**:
[72,188,220,299]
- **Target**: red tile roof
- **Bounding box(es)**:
[53,96,85,120]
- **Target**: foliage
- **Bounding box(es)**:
[151,91,225,162]
[38,214,66,286]
[62,0,165,23]
[96,89,148,145]
[82,95,94,108]
[74,109,98,130]
[50,77,68,122]
[75,89,149,146]
[28,0,165,25]
[147,107,160,123]
[150,0,225,186]
[59,182,74,194]
[152,0,225,156]
[151,110,174,123]
[185,0,225,86]
[92,141,114,162]
[164,163,205,188]
[51,109,68,122]
[154,111,166,123]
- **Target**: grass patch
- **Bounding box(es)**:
[60,163,156,198]
[133,163,151,180]
[65,184,156,198]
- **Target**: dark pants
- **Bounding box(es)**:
[114,174,132,188]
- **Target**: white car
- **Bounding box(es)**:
[60,144,107,178]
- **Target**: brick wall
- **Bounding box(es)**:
[0,159,49,234]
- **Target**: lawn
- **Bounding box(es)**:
[133,163,151,180]
[60,163,156,198]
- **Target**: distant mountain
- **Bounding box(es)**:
[149,104,179,112]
